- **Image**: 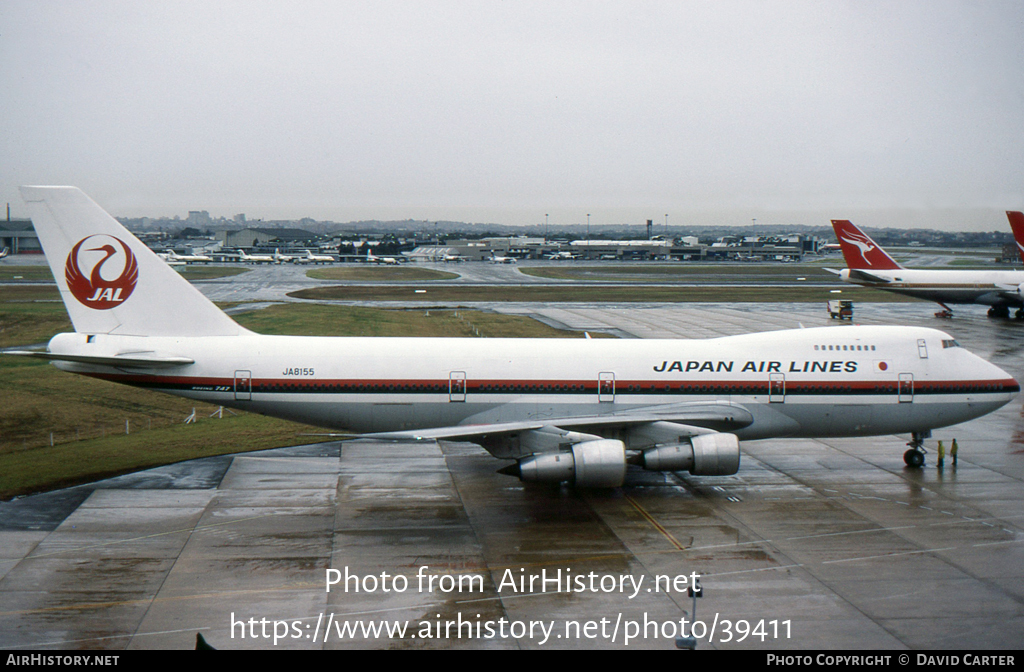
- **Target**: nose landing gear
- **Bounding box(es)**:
[904,431,930,468]
[903,448,925,468]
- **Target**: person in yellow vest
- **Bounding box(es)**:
[951,438,958,467]
[936,440,945,468]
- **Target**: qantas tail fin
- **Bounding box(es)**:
[1007,211,1024,264]
[830,219,902,271]
[20,186,247,337]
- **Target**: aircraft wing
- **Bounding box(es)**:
[993,285,1024,303]
[3,350,194,368]
[363,401,753,442]
[822,268,842,275]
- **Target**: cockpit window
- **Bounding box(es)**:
[941,339,960,349]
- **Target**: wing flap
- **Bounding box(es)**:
[364,402,753,442]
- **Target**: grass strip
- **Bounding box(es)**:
[0,413,329,499]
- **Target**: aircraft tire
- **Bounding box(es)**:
[903,449,924,468]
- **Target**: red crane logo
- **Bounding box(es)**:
[65,236,139,309]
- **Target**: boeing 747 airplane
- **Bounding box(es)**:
[829,218,1024,319]
[7,187,1018,484]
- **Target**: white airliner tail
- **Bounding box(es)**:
[20,186,246,337]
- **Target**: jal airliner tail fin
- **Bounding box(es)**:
[20,186,247,337]
[1006,211,1024,264]
[830,219,902,271]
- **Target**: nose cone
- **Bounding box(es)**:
[971,353,1019,413]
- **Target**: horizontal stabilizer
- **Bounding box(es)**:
[3,350,194,368]
[848,269,890,284]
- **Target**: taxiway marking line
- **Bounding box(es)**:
[624,494,686,551]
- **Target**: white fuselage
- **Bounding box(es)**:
[839,268,1024,306]
[47,325,1017,439]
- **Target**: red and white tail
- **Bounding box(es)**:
[830,220,902,271]
[20,186,247,338]
[1007,211,1024,264]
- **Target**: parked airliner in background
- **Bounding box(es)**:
[165,249,213,264]
[156,252,185,267]
[297,250,335,264]
[273,248,295,264]
[489,255,516,264]
[0,246,9,260]
[366,251,400,265]
[238,249,274,264]
[827,218,1024,319]
[7,187,1018,484]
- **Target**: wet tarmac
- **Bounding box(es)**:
[2,301,1023,650]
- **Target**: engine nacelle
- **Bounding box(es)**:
[641,433,740,476]
[508,439,627,487]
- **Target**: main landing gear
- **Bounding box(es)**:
[986,306,1024,320]
[904,431,930,468]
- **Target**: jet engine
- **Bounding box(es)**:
[641,433,740,476]
[500,439,627,487]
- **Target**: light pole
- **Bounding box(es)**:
[586,214,591,260]
[665,213,668,238]
[545,213,548,241]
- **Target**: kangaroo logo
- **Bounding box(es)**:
[839,229,878,266]
[65,235,139,309]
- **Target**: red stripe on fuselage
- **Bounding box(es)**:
[77,372,1020,395]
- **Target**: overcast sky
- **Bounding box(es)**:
[2,1,1023,230]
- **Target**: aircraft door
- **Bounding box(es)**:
[899,373,914,403]
[598,372,615,402]
[769,373,785,403]
[449,371,466,402]
[234,370,252,401]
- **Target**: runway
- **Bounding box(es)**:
[188,259,850,304]
[2,274,1023,649]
